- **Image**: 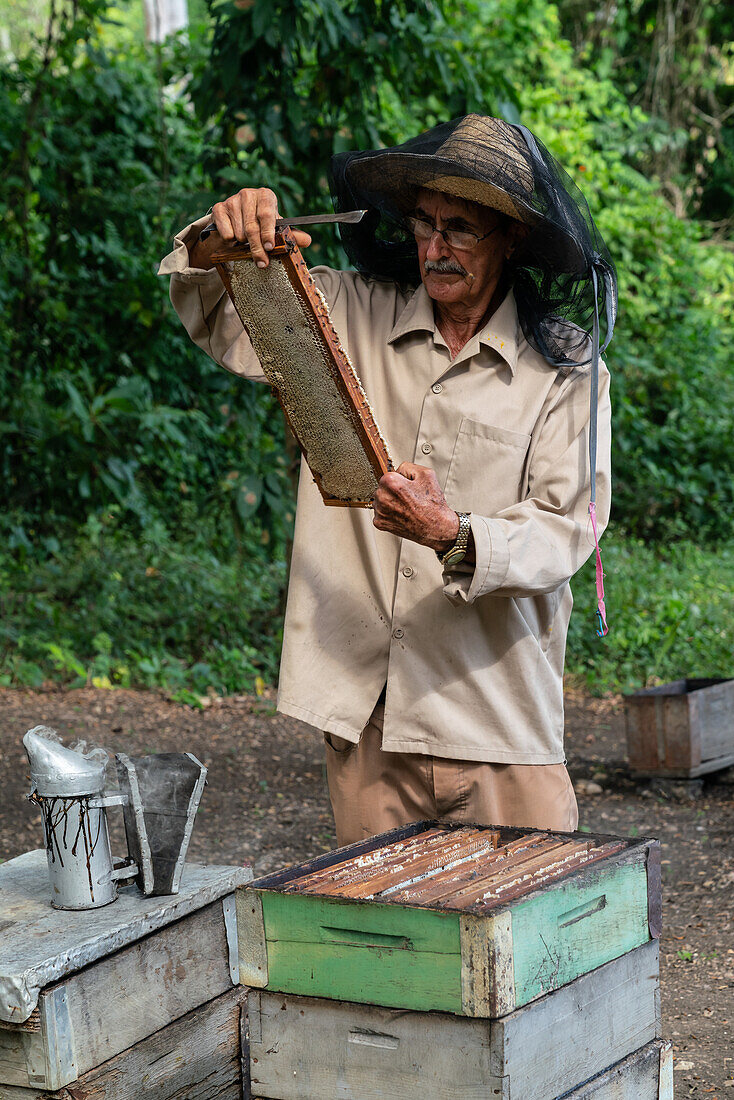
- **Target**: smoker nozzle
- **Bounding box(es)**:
[23,727,106,797]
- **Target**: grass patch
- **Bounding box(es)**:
[1,519,730,700]
[0,511,286,704]
[567,528,733,693]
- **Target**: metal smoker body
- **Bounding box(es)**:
[23,727,132,909]
[23,727,207,911]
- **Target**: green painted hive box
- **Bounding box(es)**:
[237,821,661,1019]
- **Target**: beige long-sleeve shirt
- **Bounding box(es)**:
[159,215,611,764]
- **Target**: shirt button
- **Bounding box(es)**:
[402,566,413,578]
[421,442,432,455]
[431,383,443,394]
[393,628,404,639]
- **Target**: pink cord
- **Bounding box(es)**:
[588,502,608,636]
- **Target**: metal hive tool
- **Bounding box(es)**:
[212,227,393,506]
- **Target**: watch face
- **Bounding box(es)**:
[443,547,466,567]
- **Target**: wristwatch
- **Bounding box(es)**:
[437,512,472,567]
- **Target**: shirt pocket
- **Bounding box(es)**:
[443,417,531,515]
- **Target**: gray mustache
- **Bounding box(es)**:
[424,258,467,276]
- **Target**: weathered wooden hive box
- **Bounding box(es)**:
[237,820,661,1018]
[625,677,734,778]
[246,974,670,1100]
[0,849,252,1098]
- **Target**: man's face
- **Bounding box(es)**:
[413,189,510,308]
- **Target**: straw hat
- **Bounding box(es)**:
[330,113,616,370]
[344,114,537,224]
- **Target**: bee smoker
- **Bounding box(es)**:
[23,726,207,911]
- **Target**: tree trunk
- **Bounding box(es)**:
[143,0,188,42]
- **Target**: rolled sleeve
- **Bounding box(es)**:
[443,360,611,605]
[158,213,219,283]
[442,513,509,604]
[158,228,346,384]
[158,213,268,381]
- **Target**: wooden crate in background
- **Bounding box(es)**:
[625,677,734,778]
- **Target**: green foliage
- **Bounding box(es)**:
[193,0,734,543]
[556,0,734,225]
[2,522,729,698]
[0,0,48,57]
[0,1,293,551]
[0,508,284,699]
[495,15,734,541]
[567,528,733,692]
[191,0,501,269]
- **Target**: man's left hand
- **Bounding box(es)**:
[373,463,460,553]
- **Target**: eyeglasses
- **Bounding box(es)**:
[404,216,502,252]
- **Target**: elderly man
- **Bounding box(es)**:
[160,114,614,845]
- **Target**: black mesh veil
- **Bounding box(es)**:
[329,114,617,371]
[329,115,615,635]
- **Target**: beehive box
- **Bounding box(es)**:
[237,821,661,1018]
[625,677,734,778]
[2,986,248,1100]
[560,1040,672,1100]
[0,850,251,1093]
[244,941,663,1100]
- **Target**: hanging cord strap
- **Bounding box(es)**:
[588,259,615,637]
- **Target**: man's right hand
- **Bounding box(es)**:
[188,187,312,270]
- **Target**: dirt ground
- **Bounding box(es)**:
[1,684,732,1097]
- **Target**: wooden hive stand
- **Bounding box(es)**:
[0,850,252,1098]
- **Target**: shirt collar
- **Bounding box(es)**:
[387,282,520,375]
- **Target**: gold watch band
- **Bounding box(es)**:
[437,512,471,566]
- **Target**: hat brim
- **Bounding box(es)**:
[346,152,540,225]
[345,151,589,273]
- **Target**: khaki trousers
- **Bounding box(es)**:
[325,703,578,847]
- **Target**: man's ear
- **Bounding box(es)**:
[505,221,531,259]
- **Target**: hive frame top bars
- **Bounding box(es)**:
[248,820,660,921]
[212,227,393,507]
